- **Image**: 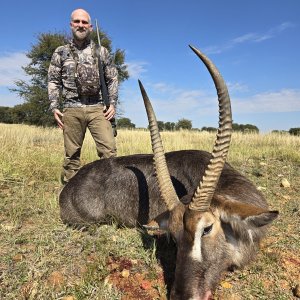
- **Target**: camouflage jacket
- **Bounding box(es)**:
[48,39,118,111]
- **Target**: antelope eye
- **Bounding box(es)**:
[202,224,213,236]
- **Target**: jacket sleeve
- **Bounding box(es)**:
[48,48,62,111]
[101,47,118,106]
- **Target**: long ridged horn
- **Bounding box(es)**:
[138,80,180,211]
[188,45,232,212]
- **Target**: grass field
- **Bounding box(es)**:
[0,124,299,299]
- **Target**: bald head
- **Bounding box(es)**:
[71,9,91,23]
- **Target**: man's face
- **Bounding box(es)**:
[70,11,92,41]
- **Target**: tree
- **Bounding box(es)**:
[289,128,300,136]
[11,31,128,127]
[117,117,135,129]
[0,107,13,124]
[244,124,259,133]
[157,121,165,131]
[164,121,176,131]
[232,123,240,131]
[272,130,289,134]
[147,120,165,131]
[201,126,217,132]
[10,104,30,124]
[232,123,259,133]
[176,118,192,130]
[11,33,67,126]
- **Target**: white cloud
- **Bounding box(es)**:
[273,22,295,34]
[232,33,258,44]
[120,80,218,127]
[233,89,300,113]
[0,52,30,86]
[138,81,210,113]
[227,82,249,93]
[120,78,300,129]
[150,82,177,93]
[125,61,148,79]
[204,22,295,54]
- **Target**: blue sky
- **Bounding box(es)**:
[0,0,299,132]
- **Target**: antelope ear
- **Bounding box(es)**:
[214,194,279,227]
[244,211,278,227]
[143,211,170,232]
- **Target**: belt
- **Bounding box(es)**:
[79,95,101,105]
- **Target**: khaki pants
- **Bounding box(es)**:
[62,105,116,183]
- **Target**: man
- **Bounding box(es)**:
[48,8,118,184]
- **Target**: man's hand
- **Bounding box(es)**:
[104,104,115,121]
[53,109,64,129]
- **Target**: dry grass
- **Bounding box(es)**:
[0,124,299,299]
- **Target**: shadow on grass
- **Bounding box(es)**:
[140,231,177,299]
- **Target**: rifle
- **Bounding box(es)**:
[95,19,117,136]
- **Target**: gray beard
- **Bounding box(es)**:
[73,30,90,41]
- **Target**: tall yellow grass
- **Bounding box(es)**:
[0,123,299,183]
[0,123,299,299]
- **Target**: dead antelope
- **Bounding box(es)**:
[59,45,278,300]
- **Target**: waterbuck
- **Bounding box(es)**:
[59,45,278,300]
